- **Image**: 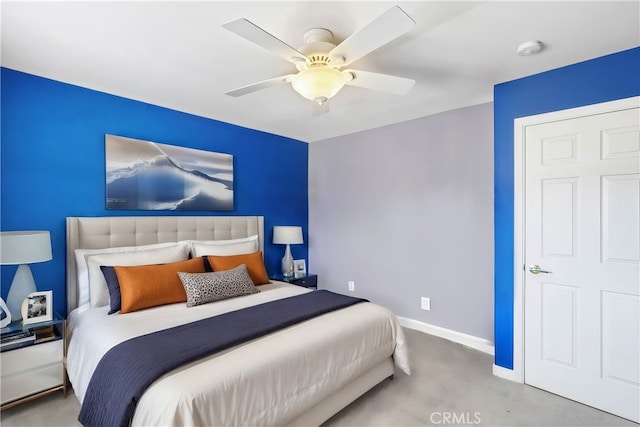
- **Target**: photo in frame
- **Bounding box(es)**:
[21,291,53,325]
[293,259,307,278]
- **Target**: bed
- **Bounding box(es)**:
[65,216,410,426]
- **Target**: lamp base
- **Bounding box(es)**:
[0,298,11,328]
[6,264,37,321]
[281,244,294,278]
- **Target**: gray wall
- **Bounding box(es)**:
[308,102,494,341]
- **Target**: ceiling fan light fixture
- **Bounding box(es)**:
[223,6,417,109]
[291,66,346,102]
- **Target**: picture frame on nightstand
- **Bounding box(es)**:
[21,291,52,325]
[293,259,306,278]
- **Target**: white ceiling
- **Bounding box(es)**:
[2,1,638,142]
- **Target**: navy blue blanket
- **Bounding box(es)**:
[78,290,367,427]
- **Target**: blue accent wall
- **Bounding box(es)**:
[494,47,640,369]
[1,68,309,316]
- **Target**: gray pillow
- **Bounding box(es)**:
[178,264,259,307]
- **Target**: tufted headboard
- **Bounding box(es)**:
[66,216,264,314]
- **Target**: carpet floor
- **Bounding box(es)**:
[1,328,635,426]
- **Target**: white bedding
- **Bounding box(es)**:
[67,282,410,426]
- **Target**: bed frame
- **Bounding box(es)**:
[65,216,394,426]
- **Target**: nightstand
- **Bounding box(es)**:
[0,313,66,410]
[271,273,318,289]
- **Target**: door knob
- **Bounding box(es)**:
[529,265,552,274]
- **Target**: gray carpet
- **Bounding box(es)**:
[1,328,635,426]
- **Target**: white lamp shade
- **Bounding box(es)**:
[0,231,52,265]
[272,226,303,245]
[1,231,52,321]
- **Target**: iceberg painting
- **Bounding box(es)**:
[105,135,233,211]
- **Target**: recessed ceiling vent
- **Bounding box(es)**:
[516,40,543,56]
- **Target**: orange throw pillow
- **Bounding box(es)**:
[208,251,270,285]
[116,257,205,313]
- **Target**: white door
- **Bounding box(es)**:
[523,105,640,422]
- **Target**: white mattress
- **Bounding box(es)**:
[67,282,410,426]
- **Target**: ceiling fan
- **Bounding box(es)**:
[223,5,416,113]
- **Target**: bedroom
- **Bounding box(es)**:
[1,1,639,426]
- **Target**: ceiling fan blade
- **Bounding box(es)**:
[223,18,309,64]
[329,6,415,67]
[343,69,415,95]
[225,75,294,97]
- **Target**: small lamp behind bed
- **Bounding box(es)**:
[0,231,52,321]
[272,226,303,278]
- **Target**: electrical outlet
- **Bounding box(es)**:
[348,280,355,292]
[421,297,431,311]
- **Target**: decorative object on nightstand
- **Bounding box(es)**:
[0,231,53,321]
[20,290,53,325]
[272,226,303,278]
[293,259,306,278]
[1,312,67,409]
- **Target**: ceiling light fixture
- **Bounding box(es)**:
[291,66,348,105]
[516,40,543,56]
[223,6,417,114]
[289,29,350,106]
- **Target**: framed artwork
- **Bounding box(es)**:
[105,135,234,211]
[21,291,53,325]
[294,259,307,278]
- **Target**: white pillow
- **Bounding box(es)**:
[74,242,182,310]
[86,244,190,308]
[191,235,259,257]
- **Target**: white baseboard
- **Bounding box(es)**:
[397,316,495,356]
[492,364,521,383]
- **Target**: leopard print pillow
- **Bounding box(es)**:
[178,264,260,308]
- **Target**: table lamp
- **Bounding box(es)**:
[272,226,303,278]
[0,231,52,320]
